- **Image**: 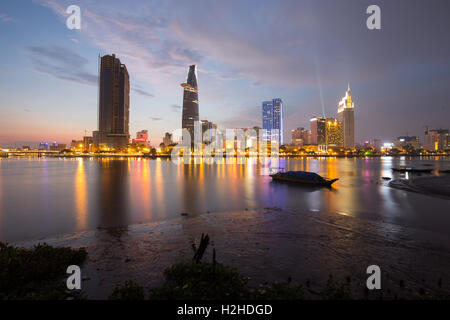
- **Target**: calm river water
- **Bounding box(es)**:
[0,156,449,242]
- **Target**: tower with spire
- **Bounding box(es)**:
[181,65,199,143]
[337,84,355,149]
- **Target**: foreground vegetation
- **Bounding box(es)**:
[110,234,351,300]
[1,236,447,300]
[110,234,449,300]
[0,242,87,300]
[109,261,355,300]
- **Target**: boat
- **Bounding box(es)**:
[392,168,433,173]
[270,171,339,187]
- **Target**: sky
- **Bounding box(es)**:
[0,0,449,147]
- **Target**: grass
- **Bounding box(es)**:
[0,242,87,300]
[112,261,353,300]
[150,261,249,300]
[319,275,351,300]
[109,261,308,300]
[109,280,145,300]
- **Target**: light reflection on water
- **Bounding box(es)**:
[75,159,87,230]
[0,156,449,242]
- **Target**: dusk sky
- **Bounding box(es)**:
[0,0,449,147]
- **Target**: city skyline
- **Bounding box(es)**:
[1,0,450,147]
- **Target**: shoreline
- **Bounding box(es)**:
[2,154,450,159]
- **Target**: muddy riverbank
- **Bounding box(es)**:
[14,207,450,299]
[389,174,450,199]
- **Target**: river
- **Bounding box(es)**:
[0,156,449,242]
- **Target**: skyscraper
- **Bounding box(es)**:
[262,98,283,145]
[310,117,326,146]
[262,100,273,142]
[337,84,355,149]
[94,54,130,149]
[181,65,199,142]
[325,118,343,148]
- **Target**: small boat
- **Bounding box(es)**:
[270,171,338,187]
[392,168,433,173]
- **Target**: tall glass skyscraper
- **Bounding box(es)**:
[181,65,199,142]
[94,54,130,149]
[262,98,283,145]
[310,117,326,146]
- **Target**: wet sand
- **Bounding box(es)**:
[14,207,450,299]
[390,175,450,199]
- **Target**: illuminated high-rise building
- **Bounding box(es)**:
[262,98,283,145]
[325,118,343,148]
[94,54,130,149]
[262,101,273,142]
[337,84,355,149]
[310,117,326,146]
[181,65,199,142]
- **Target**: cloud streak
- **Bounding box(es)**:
[26,45,97,86]
[132,87,154,98]
[0,13,14,22]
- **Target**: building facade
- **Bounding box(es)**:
[310,117,326,146]
[132,130,149,146]
[393,136,420,150]
[181,65,199,142]
[372,139,382,152]
[262,98,283,145]
[325,118,343,148]
[200,120,217,144]
[291,127,311,146]
[163,132,173,147]
[83,136,94,152]
[337,84,355,149]
[424,129,450,151]
[94,54,130,149]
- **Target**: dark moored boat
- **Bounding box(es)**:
[270,171,338,187]
[392,167,433,173]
